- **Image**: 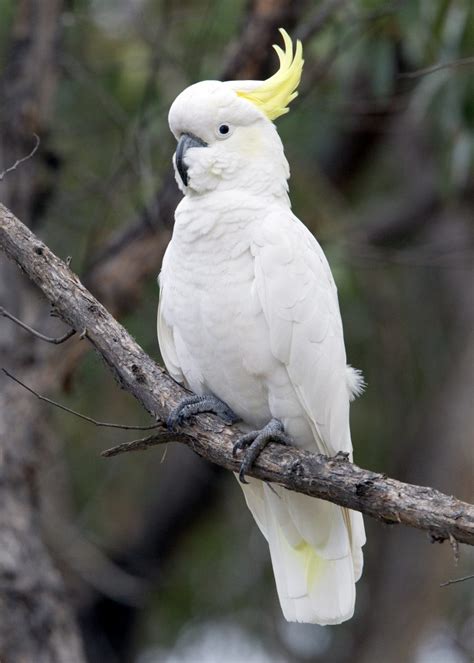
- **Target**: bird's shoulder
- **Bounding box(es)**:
[250,208,340,327]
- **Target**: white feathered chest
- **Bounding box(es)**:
[159,191,280,427]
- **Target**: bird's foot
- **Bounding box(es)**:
[232,418,292,484]
[167,394,239,430]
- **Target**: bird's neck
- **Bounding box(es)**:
[173,189,289,245]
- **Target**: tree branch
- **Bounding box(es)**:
[0,305,76,344]
[2,369,164,431]
[0,134,40,182]
[398,56,474,79]
[1,202,473,546]
[440,574,474,588]
[102,428,191,456]
[0,3,86,661]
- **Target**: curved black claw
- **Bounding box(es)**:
[167,394,239,430]
[232,418,292,484]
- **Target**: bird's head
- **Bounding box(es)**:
[168,29,303,198]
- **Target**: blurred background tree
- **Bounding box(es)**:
[0,1,472,662]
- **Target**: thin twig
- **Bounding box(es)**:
[0,306,76,344]
[2,369,162,431]
[398,56,474,79]
[0,134,40,182]
[101,430,189,457]
[440,574,474,588]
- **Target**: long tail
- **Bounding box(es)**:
[240,478,365,624]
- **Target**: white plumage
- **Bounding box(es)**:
[158,32,365,624]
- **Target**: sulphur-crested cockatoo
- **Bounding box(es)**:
[158,29,366,625]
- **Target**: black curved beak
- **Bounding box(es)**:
[175,132,207,186]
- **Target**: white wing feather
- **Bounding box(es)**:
[157,296,184,384]
[245,209,365,623]
[251,210,357,455]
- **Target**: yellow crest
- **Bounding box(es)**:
[236,28,304,121]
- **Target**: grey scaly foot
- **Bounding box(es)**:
[167,394,239,430]
[232,418,292,484]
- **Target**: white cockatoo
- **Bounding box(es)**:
[158,29,366,625]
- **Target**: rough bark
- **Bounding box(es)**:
[1,202,473,548]
[0,383,86,663]
[0,0,62,225]
[0,2,86,661]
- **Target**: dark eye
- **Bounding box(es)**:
[216,123,233,140]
